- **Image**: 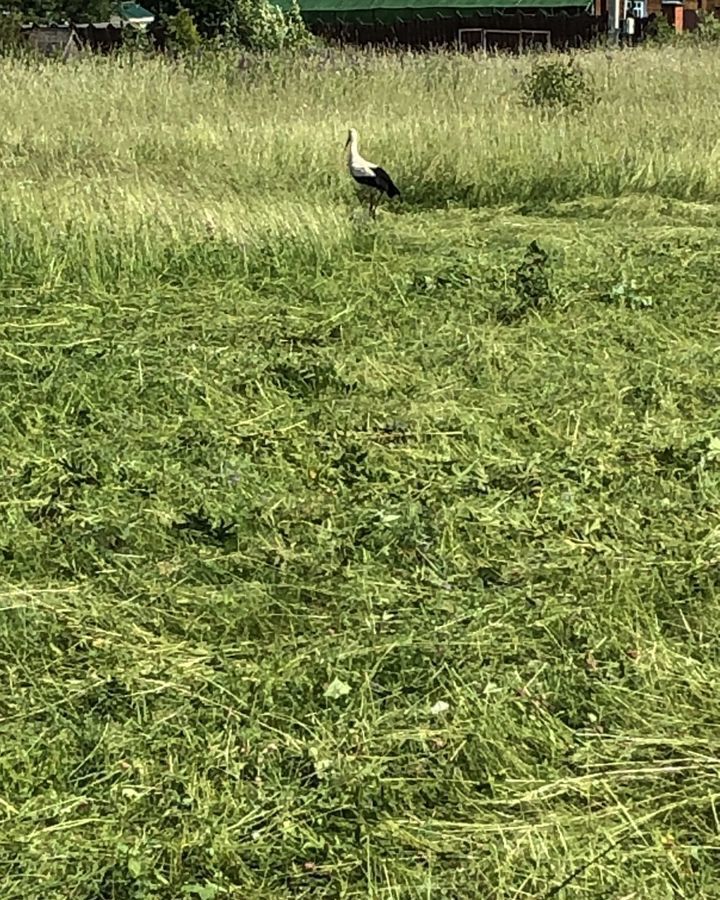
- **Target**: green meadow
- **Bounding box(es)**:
[1,44,720,898]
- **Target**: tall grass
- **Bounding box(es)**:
[1,46,720,253]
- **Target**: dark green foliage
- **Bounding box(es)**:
[143,0,235,31]
[119,23,155,56]
[3,0,113,22]
[694,10,720,43]
[142,0,312,41]
[167,7,202,52]
[646,14,677,45]
[225,0,311,51]
[0,11,22,50]
[520,57,592,112]
[512,238,552,311]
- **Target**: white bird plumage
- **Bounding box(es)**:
[345,127,400,217]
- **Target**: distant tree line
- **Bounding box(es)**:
[3,1,113,23]
[146,1,236,35]
[2,0,312,52]
[3,0,270,36]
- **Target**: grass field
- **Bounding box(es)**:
[2,44,720,899]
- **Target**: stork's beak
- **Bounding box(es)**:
[344,135,350,148]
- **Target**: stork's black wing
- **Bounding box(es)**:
[371,166,401,199]
[352,173,384,193]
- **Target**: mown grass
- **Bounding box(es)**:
[1,45,720,899]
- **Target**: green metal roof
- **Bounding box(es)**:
[277,0,590,22]
[117,1,155,20]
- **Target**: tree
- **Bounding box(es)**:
[3,0,113,23]
[226,0,310,50]
[167,7,202,52]
[0,11,22,49]
[65,0,114,21]
[139,0,237,35]
[143,0,310,41]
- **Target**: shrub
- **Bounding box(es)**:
[695,10,720,43]
[0,11,22,53]
[519,57,592,113]
[118,25,155,61]
[645,15,677,46]
[225,0,312,51]
[167,8,202,54]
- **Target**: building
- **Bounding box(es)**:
[73,22,125,52]
[110,2,156,29]
[276,0,602,49]
[17,3,156,57]
[595,0,716,36]
[19,23,82,59]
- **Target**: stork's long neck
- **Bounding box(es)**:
[348,134,361,167]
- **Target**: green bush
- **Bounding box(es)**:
[695,10,720,43]
[646,15,677,45]
[167,7,202,54]
[519,57,592,113]
[225,0,312,51]
[118,25,155,61]
[0,11,22,53]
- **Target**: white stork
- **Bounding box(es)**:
[345,127,401,218]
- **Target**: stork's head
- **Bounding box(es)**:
[345,128,358,149]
